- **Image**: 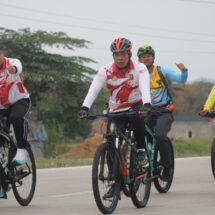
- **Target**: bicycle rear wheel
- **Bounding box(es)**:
[92,142,120,214]
[153,138,174,193]
[129,148,151,208]
[211,138,215,178]
[11,146,36,206]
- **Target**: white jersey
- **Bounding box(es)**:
[82,60,151,112]
[0,57,29,109]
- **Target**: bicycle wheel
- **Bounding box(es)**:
[11,146,36,206]
[129,148,151,208]
[211,138,215,178]
[122,182,130,197]
[92,142,120,214]
[153,138,174,193]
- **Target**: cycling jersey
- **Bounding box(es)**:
[150,66,188,110]
[82,60,151,112]
[0,57,29,109]
[203,85,215,110]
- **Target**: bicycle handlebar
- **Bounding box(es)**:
[87,111,139,120]
[87,110,161,120]
[202,111,215,118]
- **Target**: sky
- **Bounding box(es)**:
[0,0,215,82]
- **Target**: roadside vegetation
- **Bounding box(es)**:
[35,137,213,169]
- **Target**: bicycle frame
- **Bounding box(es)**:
[88,111,163,182]
[145,125,163,173]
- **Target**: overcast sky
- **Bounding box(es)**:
[1,0,215,82]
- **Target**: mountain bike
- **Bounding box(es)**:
[0,115,36,206]
[88,111,174,214]
[202,111,215,178]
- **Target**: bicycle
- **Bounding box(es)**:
[201,111,215,178]
[88,111,174,214]
[0,115,36,206]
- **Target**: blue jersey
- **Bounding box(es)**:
[150,66,188,109]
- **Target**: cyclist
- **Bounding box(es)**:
[200,85,215,116]
[137,45,188,181]
[78,38,151,198]
[0,45,31,165]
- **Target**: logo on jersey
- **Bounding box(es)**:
[112,76,118,81]
[129,74,134,80]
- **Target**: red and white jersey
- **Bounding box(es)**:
[0,57,29,109]
[82,60,151,112]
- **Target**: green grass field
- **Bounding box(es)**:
[173,138,212,158]
[35,138,214,169]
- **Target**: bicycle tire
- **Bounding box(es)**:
[11,146,36,206]
[129,148,151,208]
[122,182,130,197]
[92,142,120,214]
[211,138,215,178]
[153,138,174,193]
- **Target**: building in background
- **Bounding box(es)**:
[168,113,215,140]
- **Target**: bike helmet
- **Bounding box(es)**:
[110,38,132,53]
[137,45,155,57]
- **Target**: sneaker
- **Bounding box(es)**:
[0,185,11,198]
[103,184,115,199]
[12,149,28,165]
[160,167,171,182]
[137,150,147,166]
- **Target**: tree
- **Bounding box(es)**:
[0,27,100,138]
[173,82,213,113]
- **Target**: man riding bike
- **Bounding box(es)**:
[200,85,215,116]
[137,45,188,181]
[78,38,151,198]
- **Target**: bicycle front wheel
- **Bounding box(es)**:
[129,148,151,208]
[211,138,215,178]
[11,146,36,206]
[92,142,120,214]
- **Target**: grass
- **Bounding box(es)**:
[35,138,214,169]
[173,138,212,158]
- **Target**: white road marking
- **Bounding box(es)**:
[38,165,92,172]
[49,191,92,198]
[176,156,210,161]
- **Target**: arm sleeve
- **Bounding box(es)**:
[82,67,107,109]
[203,85,215,110]
[8,58,22,74]
[138,64,151,104]
[161,67,188,83]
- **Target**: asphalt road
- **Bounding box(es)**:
[1,157,215,215]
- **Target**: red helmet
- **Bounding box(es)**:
[110,38,132,53]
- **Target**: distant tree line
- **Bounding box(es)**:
[0,27,213,140]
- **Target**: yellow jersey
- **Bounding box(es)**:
[204,85,215,110]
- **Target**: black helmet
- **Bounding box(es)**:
[110,38,132,53]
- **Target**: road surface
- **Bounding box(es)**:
[1,157,215,215]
